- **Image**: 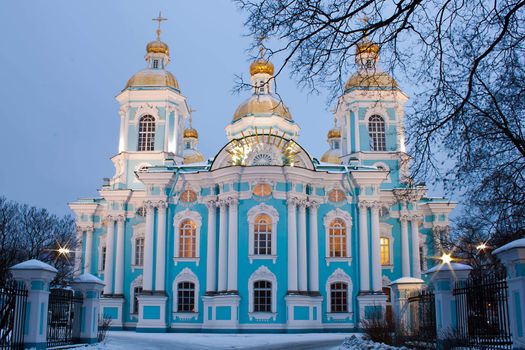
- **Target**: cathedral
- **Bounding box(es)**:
[70,18,455,332]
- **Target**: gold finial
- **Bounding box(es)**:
[153,11,168,41]
[257,34,268,59]
[189,108,196,128]
[361,16,370,37]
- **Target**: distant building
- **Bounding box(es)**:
[70,19,455,332]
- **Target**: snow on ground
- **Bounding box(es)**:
[87,330,360,350]
[337,335,408,350]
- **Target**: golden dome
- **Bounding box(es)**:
[356,39,380,56]
[184,127,198,139]
[327,128,341,139]
[125,69,180,90]
[344,71,398,91]
[146,40,169,55]
[233,94,292,121]
[320,149,342,164]
[250,59,274,76]
[183,150,205,164]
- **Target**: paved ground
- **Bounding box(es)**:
[94,331,354,350]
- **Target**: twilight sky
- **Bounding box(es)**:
[0,1,447,217]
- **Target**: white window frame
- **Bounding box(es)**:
[248,265,277,321]
[247,203,279,263]
[326,268,353,320]
[368,114,387,151]
[129,275,143,315]
[173,209,202,265]
[131,223,145,272]
[173,267,199,320]
[97,234,107,274]
[323,208,352,266]
[380,222,394,271]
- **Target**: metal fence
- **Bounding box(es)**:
[0,280,28,350]
[47,288,83,348]
[453,273,512,350]
[407,289,437,345]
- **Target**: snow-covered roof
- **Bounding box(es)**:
[10,259,58,273]
[424,262,472,274]
[389,277,424,285]
[493,238,525,255]
[74,273,104,285]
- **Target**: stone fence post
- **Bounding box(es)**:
[389,277,424,330]
[9,259,58,350]
[493,238,525,349]
[425,262,472,348]
[71,273,105,344]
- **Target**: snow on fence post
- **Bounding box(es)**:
[9,259,58,350]
[389,277,424,330]
[493,238,525,349]
[71,273,105,344]
[425,262,471,349]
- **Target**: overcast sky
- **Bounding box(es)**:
[0,1,448,217]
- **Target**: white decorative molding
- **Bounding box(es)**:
[173,209,202,263]
[326,268,353,320]
[130,223,145,272]
[323,208,353,265]
[373,162,392,183]
[129,274,143,315]
[248,265,277,319]
[173,267,199,314]
[133,104,160,124]
[247,204,279,261]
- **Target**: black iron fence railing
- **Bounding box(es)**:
[47,288,83,348]
[453,273,512,350]
[0,280,28,350]
[407,289,437,346]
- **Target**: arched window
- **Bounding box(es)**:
[330,282,348,313]
[380,237,390,265]
[133,286,142,314]
[177,281,196,312]
[329,218,347,257]
[254,214,272,255]
[179,219,197,258]
[368,115,386,151]
[134,237,144,266]
[137,115,156,151]
[253,280,272,313]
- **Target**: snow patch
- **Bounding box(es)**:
[10,259,58,273]
[338,335,408,350]
[493,238,525,254]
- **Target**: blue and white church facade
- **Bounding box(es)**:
[70,24,455,332]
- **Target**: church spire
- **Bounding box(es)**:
[146,12,170,68]
[355,17,380,71]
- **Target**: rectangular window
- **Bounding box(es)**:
[153,60,159,69]
[380,237,390,265]
[177,282,195,312]
[101,246,106,270]
[253,281,272,312]
[330,282,348,313]
[135,238,144,266]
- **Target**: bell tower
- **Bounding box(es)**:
[110,13,190,189]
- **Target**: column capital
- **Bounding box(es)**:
[205,199,217,209]
[409,213,423,222]
[400,212,410,222]
[218,199,229,208]
[143,200,156,212]
[116,214,126,223]
[156,200,168,210]
[226,197,239,207]
[287,197,300,207]
[104,215,115,223]
[307,199,320,209]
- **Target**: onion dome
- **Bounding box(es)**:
[125,69,180,90]
[233,94,292,122]
[250,58,274,76]
[327,127,341,139]
[320,149,342,164]
[183,127,198,139]
[146,40,169,55]
[344,71,398,91]
[356,38,380,56]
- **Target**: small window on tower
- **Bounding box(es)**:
[334,140,340,149]
[185,141,191,149]
[153,59,159,69]
[258,80,265,94]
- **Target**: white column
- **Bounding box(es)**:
[143,202,155,292]
[83,226,94,274]
[400,215,410,277]
[155,201,167,292]
[103,216,115,295]
[308,202,320,292]
[346,114,351,153]
[227,198,239,292]
[358,201,370,291]
[114,215,125,295]
[217,201,228,292]
[74,228,83,277]
[205,200,217,293]
[298,201,307,292]
[370,203,382,292]
[287,198,298,292]
[410,216,422,279]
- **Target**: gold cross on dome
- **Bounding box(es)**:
[257,33,268,58]
[152,11,168,40]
